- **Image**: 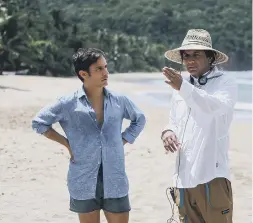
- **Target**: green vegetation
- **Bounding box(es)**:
[0,0,251,76]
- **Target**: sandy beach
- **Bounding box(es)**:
[0,74,252,223]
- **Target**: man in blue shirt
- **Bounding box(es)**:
[32,48,146,223]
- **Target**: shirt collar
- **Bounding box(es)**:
[203,66,219,78]
[77,86,110,99]
[190,66,219,81]
[189,66,222,87]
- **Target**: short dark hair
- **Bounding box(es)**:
[72,48,105,81]
[180,50,217,65]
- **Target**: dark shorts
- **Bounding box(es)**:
[69,165,131,214]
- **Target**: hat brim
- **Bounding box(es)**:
[164,44,229,65]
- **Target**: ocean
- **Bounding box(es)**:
[3,70,252,121]
[131,71,252,121]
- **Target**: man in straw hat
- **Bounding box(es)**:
[161,29,237,222]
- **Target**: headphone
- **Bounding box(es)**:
[189,71,223,85]
[184,56,222,86]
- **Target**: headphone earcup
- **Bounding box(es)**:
[198,76,208,85]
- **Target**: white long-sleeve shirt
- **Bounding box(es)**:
[164,67,238,188]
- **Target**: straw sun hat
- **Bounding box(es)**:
[164,29,229,65]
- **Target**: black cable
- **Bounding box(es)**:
[166,66,191,223]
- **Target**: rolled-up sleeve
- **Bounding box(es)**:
[32,99,64,134]
[121,96,146,144]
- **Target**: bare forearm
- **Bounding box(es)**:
[42,128,74,162]
[122,138,128,145]
[43,128,68,147]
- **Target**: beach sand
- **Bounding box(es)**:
[0,74,252,223]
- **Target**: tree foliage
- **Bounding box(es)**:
[0,0,251,75]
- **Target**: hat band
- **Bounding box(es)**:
[182,41,212,48]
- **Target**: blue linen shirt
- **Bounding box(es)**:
[32,86,146,200]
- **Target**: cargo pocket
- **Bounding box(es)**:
[205,178,232,209]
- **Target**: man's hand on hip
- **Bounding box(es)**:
[44,128,75,163]
[63,139,75,163]
[122,138,128,145]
